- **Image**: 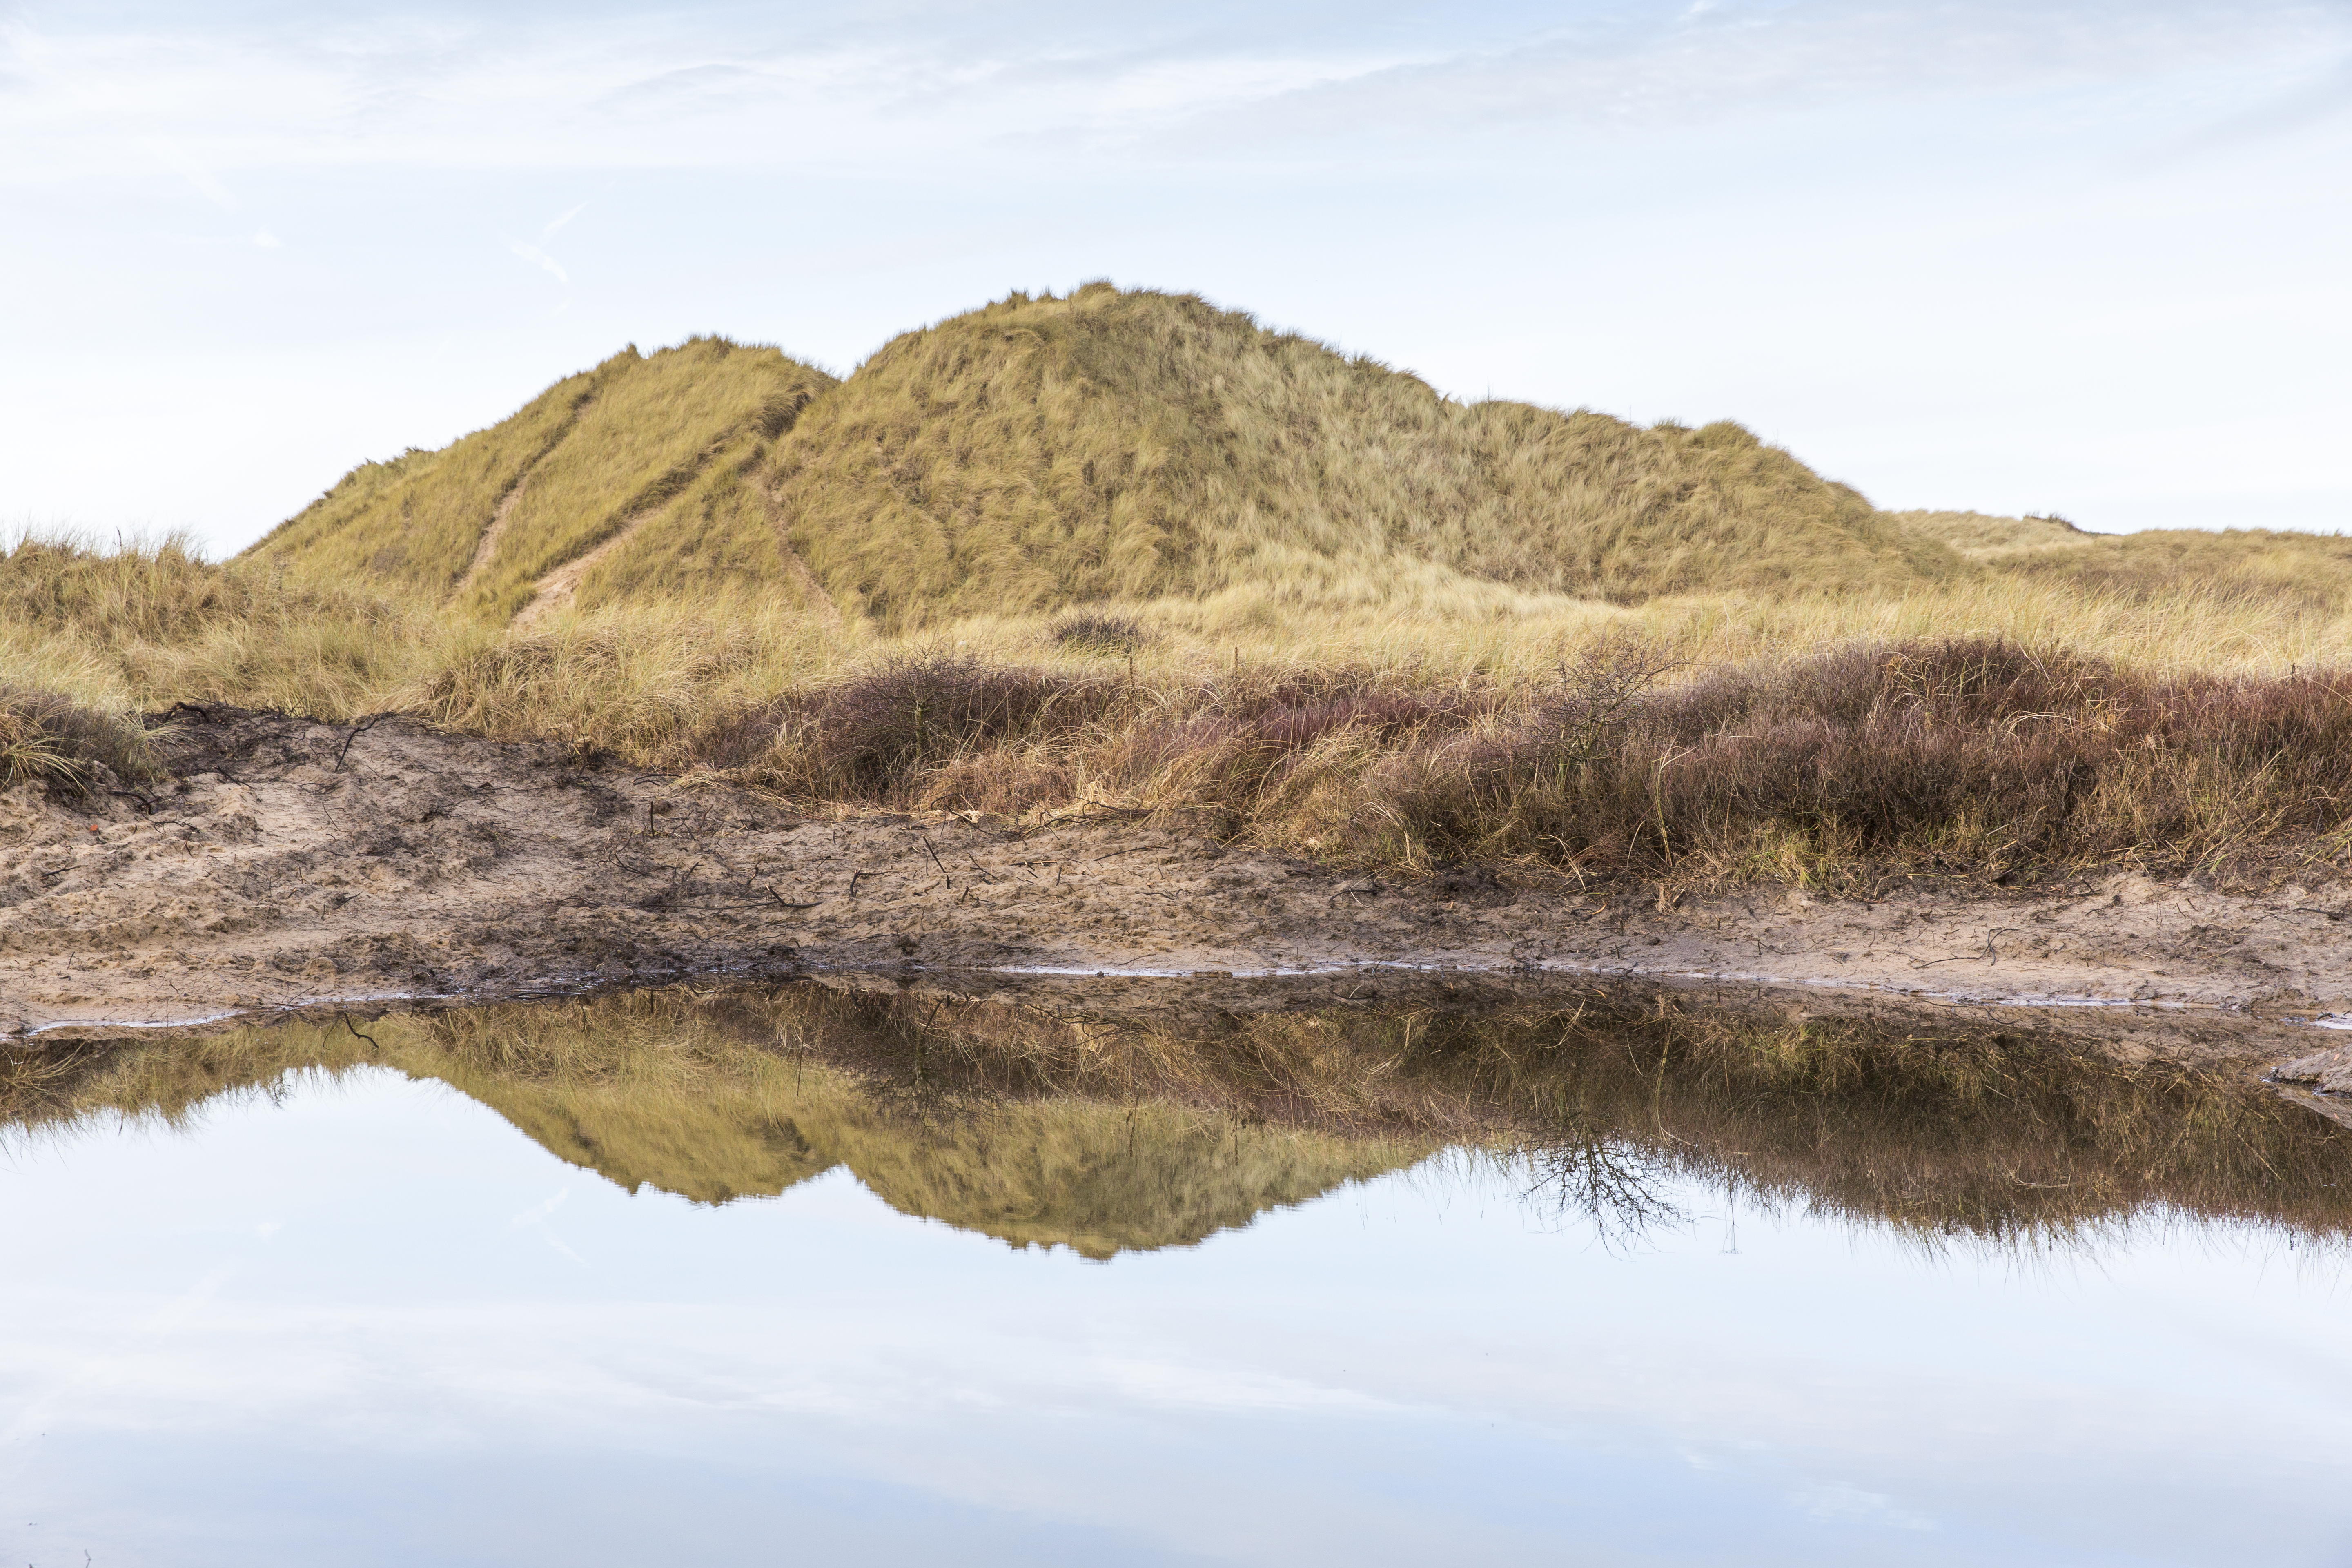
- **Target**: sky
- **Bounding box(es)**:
[3,0,2348,556]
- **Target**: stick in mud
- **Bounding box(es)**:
[334,713,389,771]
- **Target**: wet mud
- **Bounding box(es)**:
[5,709,2352,1095]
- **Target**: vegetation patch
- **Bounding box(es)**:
[1050,611,1149,655]
[0,683,157,792]
[668,639,2352,891]
[18,285,2352,893]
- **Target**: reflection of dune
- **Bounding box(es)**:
[9,977,2352,1253]
[437,1065,835,1207]
[5,989,1418,1256]
[441,1056,1416,1258]
[415,993,1423,1256]
[825,1102,1414,1258]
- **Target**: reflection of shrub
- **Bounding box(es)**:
[1051,612,1148,655]
[0,684,157,793]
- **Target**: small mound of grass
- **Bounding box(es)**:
[0,684,158,793]
[708,653,1123,797]
[1051,612,1149,656]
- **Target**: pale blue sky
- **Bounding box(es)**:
[4,1,2348,553]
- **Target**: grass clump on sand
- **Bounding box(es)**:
[1360,637,2352,888]
[1051,610,1149,655]
[0,683,158,791]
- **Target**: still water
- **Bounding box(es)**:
[2,982,2349,1566]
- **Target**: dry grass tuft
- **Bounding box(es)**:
[1051,611,1149,655]
[409,599,840,761]
[0,534,429,722]
[0,683,157,791]
[677,637,2352,890]
[704,653,1124,796]
[1368,637,2352,887]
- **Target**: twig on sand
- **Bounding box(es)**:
[334,713,390,771]
[914,834,946,871]
[1909,927,2025,968]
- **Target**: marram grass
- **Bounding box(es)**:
[10,283,2350,888]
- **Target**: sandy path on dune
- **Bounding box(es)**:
[5,709,2352,1082]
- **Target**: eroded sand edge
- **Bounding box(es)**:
[7,710,2352,1090]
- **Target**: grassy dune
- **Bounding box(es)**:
[249,337,835,621]
[7,283,2349,889]
[244,285,1966,629]
[770,285,1960,624]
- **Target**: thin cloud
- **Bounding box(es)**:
[1187,0,2352,143]
[9,2,2334,178]
[156,140,238,208]
[1789,1479,1936,1532]
[508,238,568,283]
[2156,53,2352,163]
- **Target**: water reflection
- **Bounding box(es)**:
[6,980,2352,1568]
[9,976,2350,1254]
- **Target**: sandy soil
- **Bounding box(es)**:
[6,708,2352,1082]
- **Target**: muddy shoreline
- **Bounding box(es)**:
[5,708,2352,1090]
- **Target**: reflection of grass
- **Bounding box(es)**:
[0,992,1417,1258]
[784,980,2352,1246]
[7,982,2348,1253]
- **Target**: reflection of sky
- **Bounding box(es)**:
[2,1068,2349,1566]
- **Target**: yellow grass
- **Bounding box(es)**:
[241,286,1974,634]
[770,284,1964,627]
[209,283,2348,682]
[247,336,835,625]
[0,534,434,719]
[10,528,2350,770]
[9,282,2349,891]
[250,359,610,601]
[452,337,831,623]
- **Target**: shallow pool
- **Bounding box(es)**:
[3,987,2349,1566]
